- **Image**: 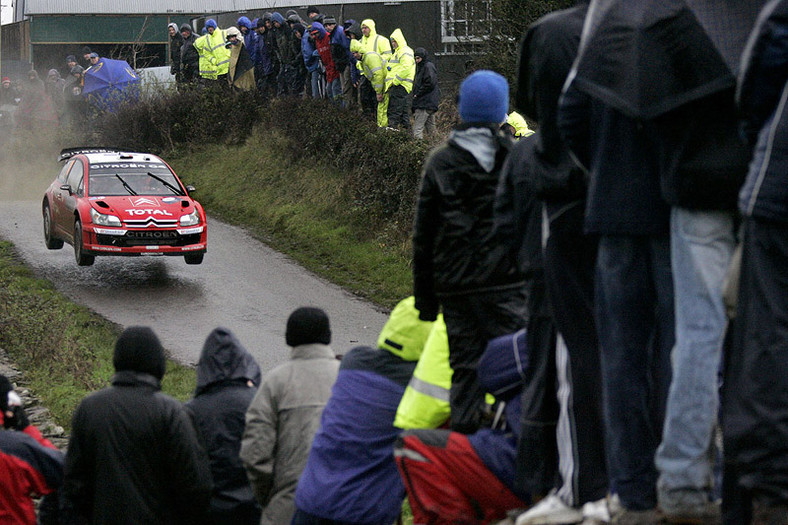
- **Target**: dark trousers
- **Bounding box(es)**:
[516,274,559,499]
[442,287,528,434]
[387,84,410,129]
[543,201,608,506]
[723,218,788,518]
[359,78,377,121]
[595,234,674,511]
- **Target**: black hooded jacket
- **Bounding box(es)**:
[412,48,440,112]
[180,27,199,76]
[516,4,588,202]
[61,371,213,524]
[186,328,262,518]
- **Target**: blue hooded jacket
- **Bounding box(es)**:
[302,30,319,72]
[237,16,258,63]
[271,12,285,26]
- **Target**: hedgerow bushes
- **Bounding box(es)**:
[90,88,435,239]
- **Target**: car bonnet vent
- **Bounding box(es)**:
[96,200,111,209]
[119,153,133,159]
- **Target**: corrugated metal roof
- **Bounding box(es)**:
[24,0,422,15]
[24,0,236,15]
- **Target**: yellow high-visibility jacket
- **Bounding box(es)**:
[194,34,217,79]
[385,29,415,93]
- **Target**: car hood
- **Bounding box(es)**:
[90,195,196,223]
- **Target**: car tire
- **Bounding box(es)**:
[73,220,95,266]
[184,252,204,265]
[43,203,64,250]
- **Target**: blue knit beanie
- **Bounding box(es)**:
[458,70,509,124]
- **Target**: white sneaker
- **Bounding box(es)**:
[515,494,584,525]
[581,497,611,524]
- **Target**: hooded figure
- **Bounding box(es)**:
[386,28,415,129]
[240,307,339,525]
[411,47,440,138]
[15,70,58,130]
[293,297,436,525]
[179,23,199,82]
[186,328,262,525]
[61,326,213,525]
[225,26,256,91]
[45,68,65,116]
[360,19,392,59]
[237,16,258,63]
[168,22,183,79]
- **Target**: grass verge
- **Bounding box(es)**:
[0,241,196,430]
[168,127,414,309]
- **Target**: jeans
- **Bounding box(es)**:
[413,109,436,139]
[595,234,674,511]
[656,208,735,511]
[326,78,342,105]
[310,70,323,99]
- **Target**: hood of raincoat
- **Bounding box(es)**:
[376,296,435,361]
[204,19,218,30]
[347,20,363,40]
[272,12,285,25]
[390,28,408,49]
[361,18,377,36]
[309,21,327,39]
[195,327,262,396]
[237,16,253,31]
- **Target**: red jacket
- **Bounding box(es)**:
[0,423,64,525]
[313,31,339,82]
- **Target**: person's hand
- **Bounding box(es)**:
[376,93,384,102]
[4,404,29,431]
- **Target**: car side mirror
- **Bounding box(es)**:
[60,184,73,195]
[186,185,196,194]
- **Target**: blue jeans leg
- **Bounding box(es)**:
[656,208,735,510]
[595,234,674,511]
[311,70,321,99]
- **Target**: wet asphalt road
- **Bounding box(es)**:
[0,200,389,373]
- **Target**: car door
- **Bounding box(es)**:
[61,159,85,242]
[51,159,74,236]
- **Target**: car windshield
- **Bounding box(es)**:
[87,164,183,197]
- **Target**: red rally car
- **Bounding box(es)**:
[42,148,207,266]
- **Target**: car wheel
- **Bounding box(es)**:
[43,203,64,250]
[73,220,95,266]
[184,252,204,265]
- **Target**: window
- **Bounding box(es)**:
[439,0,493,55]
[66,161,84,196]
[57,160,74,183]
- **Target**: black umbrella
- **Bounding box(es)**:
[570,0,735,119]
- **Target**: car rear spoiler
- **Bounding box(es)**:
[58,147,123,162]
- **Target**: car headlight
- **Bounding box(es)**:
[90,207,122,227]
[179,209,200,226]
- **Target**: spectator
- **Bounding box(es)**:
[558,13,675,522]
[194,24,215,81]
[186,328,262,525]
[87,52,100,70]
[310,22,340,103]
[0,374,64,525]
[15,70,58,131]
[302,23,322,99]
[306,6,321,23]
[63,66,86,128]
[653,2,765,524]
[60,326,213,524]
[507,4,611,524]
[45,69,65,120]
[262,13,280,85]
[324,17,352,106]
[348,21,376,118]
[360,19,392,61]
[81,46,92,68]
[395,331,530,524]
[292,297,435,525]
[412,70,527,434]
[501,112,533,140]
[225,26,256,91]
[65,55,78,78]
[240,307,339,525]
[386,29,415,130]
[341,19,360,107]
[724,0,788,522]
[168,23,183,83]
[237,16,258,66]
[350,39,387,126]
[195,19,230,83]
[290,23,307,96]
[411,47,440,139]
[179,24,200,83]
[0,76,20,106]
[273,12,300,96]
[254,18,275,97]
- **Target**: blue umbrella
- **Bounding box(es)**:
[83,57,140,113]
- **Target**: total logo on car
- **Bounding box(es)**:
[42,147,207,266]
